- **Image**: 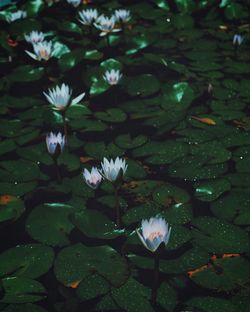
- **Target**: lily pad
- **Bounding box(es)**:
[124,74,160,97]
[54,243,129,288]
[111,277,153,312]
[72,210,123,239]
[191,216,250,253]
[1,277,46,303]
[0,244,54,279]
[25,203,75,247]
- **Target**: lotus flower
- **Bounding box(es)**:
[66,0,81,7]
[94,15,121,36]
[100,157,127,183]
[24,31,46,44]
[78,9,98,25]
[83,167,103,189]
[233,34,244,46]
[137,217,171,252]
[25,40,55,61]
[114,9,131,23]
[46,132,65,155]
[43,83,85,111]
[6,10,27,23]
[103,69,122,85]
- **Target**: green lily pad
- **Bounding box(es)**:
[0,181,38,197]
[111,277,153,312]
[168,155,228,181]
[187,296,238,312]
[72,210,123,239]
[211,190,250,222]
[157,282,177,312]
[162,82,195,110]
[84,141,124,159]
[152,183,190,205]
[53,42,70,58]
[191,257,250,291]
[124,74,160,97]
[191,217,250,253]
[194,178,231,201]
[133,141,188,165]
[0,198,25,222]
[115,134,147,149]
[2,303,47,312]
[26,203,75,247]
[95,108,127,123]
[0,140,16,156]
[76,273,109,301]
[8,66,44,82]
[0,244,54,279]
[54,243,129,288]
[1,277,46,303]
[0,160,40,183]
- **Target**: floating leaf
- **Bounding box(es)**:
[26,203,75,247]
[0,244,54,279]
[1,277,46,303]
[124,74,160,97]
[72,210,123,239]
[54,243,129,288]
[194,178,231,201]
[191,217,250,253]
[111,277,153,312]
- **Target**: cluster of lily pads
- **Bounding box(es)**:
[1,0,250,311]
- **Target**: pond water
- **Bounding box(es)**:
[0,0,250,312]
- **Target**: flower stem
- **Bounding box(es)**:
[53,157,61,183]
[62,111,68,143]
[114,185,121,228]
[106,34,110,47]
[151,253,160,306]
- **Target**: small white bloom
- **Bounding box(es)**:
[103,69,122,85]
[46,132,65,155]
[100,157,127,182]
[94,15,121,36]
[66,0,81,7]
[24,31,46,45]
[43,83,85,111]
[6,10,27,23]
[137,217,171,252]
[114,9,131,23]
[25,40,55,61]
[78,9,98,25]
[233,34,244,46]
[83,167,103,189]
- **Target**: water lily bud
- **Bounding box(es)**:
[83,167,103,189]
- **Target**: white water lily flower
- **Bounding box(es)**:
[233,34,244,46]
[83,167,103,189]
[6,10,27,23]
[46,132,65,155]
[25,40,55,61]
[100,157,127,182]
[94,15,121,36]
[115,9,131,23]
[78,9,98,25]
[137,217,172,252]
[43,83,85,111]
[66,0,81,7]
[24,31,46,44]
[103,69,122,85]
